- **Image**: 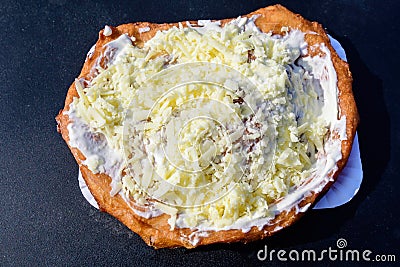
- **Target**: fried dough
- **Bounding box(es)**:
[56,4,358,248]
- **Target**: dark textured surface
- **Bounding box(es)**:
[0,0,399,265]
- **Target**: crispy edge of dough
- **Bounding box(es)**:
[56,4,359,248]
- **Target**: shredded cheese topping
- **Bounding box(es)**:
[71,18,335,229]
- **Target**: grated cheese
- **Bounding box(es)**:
[70,19,335,229]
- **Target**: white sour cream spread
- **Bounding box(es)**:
[65,16,346,243]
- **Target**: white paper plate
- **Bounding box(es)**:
[313,133,362,209]
[78,171,99,209]
[77,35,363,210]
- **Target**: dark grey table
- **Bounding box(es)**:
[1,0,399,266]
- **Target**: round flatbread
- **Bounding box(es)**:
[56,5,358,248]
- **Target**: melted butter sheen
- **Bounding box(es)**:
[67,17,346,233]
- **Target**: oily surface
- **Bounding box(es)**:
[56,4,358,248]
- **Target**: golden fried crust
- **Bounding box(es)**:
[56,4,359,248]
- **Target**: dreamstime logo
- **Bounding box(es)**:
[257,238,397,262]
[336,238,347,249]
[121,62,276,208]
